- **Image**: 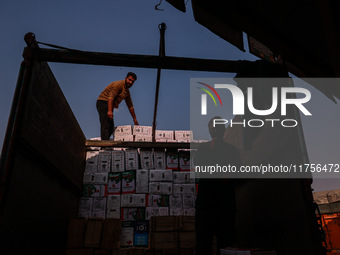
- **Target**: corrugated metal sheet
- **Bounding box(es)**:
[318,202,340,214]
[314,189,340,204]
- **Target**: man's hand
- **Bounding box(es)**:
[107,111,113,119]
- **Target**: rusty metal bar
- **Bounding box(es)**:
[35,47,251,73]
[152,23,167,142]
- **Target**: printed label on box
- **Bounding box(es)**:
[149,182,173,195]
[92,197,107,217]
[93,172,108,184]
[83,173,95,184]
[114,135,134,142]
[173,171,194,184]
[107,173,122,195]
[98,151,111,172]
[145,207,169,220]
[106,195,121,219]
[159,207,169,216]
[121,208,146,221]
[156,130,174,140]
[92,198,107,218]
[112,150,125,172]
[154,150,166,169]
[140,150,154,169]
[183,195,195,209]
[133,125,152,136]
[78,197,93,218]
[85,151,99,173]
[173,184,196,195]
[122,171,136,194]
[149,170,173,182]
[166,149,178,170]
[146,207,160,220]
[155,130,165,139]
[136,169,149,193]
[114,125,132,136]
[113,136,124,142]
[82,184,107,197]
[134,221,149,247]
[125,149,138,170]
[121,221,134,247]
[146,194,170,207]
[170,195,183,209]
[121,194,146,207]
[179,151,191,171]
[134,135,152,142]
[175,130,193,141]
[82,184,97,197]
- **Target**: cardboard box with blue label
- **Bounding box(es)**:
[134,221,149,247]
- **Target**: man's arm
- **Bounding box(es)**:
[125,92,138,125]
[107,99,114,119]
[128,106,139,125]
[107,81,121,119]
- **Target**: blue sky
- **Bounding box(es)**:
[1,0,339,191]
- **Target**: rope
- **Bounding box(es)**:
[36,41,83,52]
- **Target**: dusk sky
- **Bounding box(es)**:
[1,0,339,191]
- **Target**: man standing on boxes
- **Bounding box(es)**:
[97,72,139,140]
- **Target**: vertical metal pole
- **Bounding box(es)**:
[152,23,167,142]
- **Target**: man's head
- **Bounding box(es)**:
[208,116,225,139]
[125,72,137,88]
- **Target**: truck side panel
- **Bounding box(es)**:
[0,59,86,254]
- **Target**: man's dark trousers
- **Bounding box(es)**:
[96,100,114,140]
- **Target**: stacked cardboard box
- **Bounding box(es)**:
[65,218,121,255]
[178,216,195,254]
[150,216,179,254]
[155,130,174,143]
[80,148,196,220]
[66,216,196,254]
[114,125,153,142]
[148,216,195,255]
[113,125,193,143]
[133,125,153,142]
[114,125,134,142]
[79,132,196,252]
[174,131,193,143]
